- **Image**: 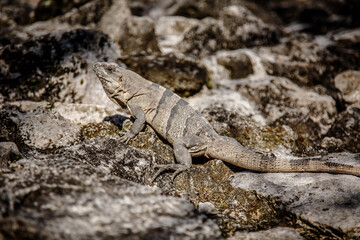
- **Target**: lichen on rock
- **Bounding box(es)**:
[1,0,360,239]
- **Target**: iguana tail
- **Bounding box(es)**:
[206,136,360,176]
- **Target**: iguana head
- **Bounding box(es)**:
[93,62,128,108]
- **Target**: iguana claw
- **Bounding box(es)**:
[151,164,189,183]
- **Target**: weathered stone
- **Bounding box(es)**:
[97,0,130,42]
[2,0,360,238]
[228,227,305,240]
[326,103,360,152]
[120,53,207,97]
[172,160,291,237]
[0,142,20,168]
[333,28,360,48]
[58,0,112,26]
[219,5,279,48]
[155,16,200,53]
[254,0,360,34]
[22,0,113,38]
[259,33,360,91]
[97,0,160,55]
[0,0,39,25]
[0,142,222,240]
[230,157,360,238]
[334,70,360,104]
[0,29,119,105]
[81,122,120,140]
[33,0,91,22]
[179,5,279,56]
[57,137,153,184]
[325,44,360,87]
[0,13,28,47]
[11,107,81,151]
[127,0,162,16]
[201,106,297,152]
[262,58,326,86]
[119,16,160,55]
[216,51,254,79]
[179,17,225,56]
[237,77,336,145]
[320,137,344,153]
[169,0,230,19]
[0,106,29,152]
[259,35,327,86]
[6,101,120,124]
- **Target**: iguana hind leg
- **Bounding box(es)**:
[151,136,207,182]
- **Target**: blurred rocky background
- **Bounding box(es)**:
[1,0,360,239]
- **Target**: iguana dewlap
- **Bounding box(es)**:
[93,62,360,181]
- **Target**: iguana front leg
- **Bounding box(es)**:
[120,104,146,143]
[151,136,207,182]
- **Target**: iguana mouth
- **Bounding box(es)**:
[99,76,112,83]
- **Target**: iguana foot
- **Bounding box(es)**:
[151,164,189,182]
[119,131,135,144]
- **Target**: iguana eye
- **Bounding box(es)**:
[106,66,115,72]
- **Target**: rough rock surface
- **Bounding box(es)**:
[253,0,360,34]
[179,5,279,56]
[119,16,160,55]
[237,77,336,151]
[201,106,298,152]
[1,0,360,239]
[0,142,20,168]
[326,103,360,153]
[228,227,305,240]
[334,70,360,104]
[155,16,200,53]
[0,143,221,240]
[333,28,360,48]
[11,107,81,151]
[0,28,120,105]
[120,53,208,97]
[216,51,254,79]
[230,161,360,238]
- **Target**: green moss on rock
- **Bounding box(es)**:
[81,122,120,140]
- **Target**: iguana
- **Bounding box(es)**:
[93,62,360,181]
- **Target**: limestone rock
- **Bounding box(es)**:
[202,106,297,152]
[179,17,225,56]
[334,70,360,104]
[0,142,20,168]
[96,0,131,42]
[259,33,360,93]
[258,35,328,86]
[120,53,207,97]
[0,28,119,105]
[333,28,360,47]
[256,0,360,34]
[2,0,360,239]
[228,227,305,240]
[219,5,279,48]
[179,5,279,56]
[10,107,81,151]
[237,77,336,143]
[119,16,160,55]
[230,157,360,237]
[0,144,221,240]
[155,16,199,53]
[216,51,254,79]
[98,0,160,55]
[326,103,360,152]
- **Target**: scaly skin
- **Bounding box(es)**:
[93,62,360,181]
